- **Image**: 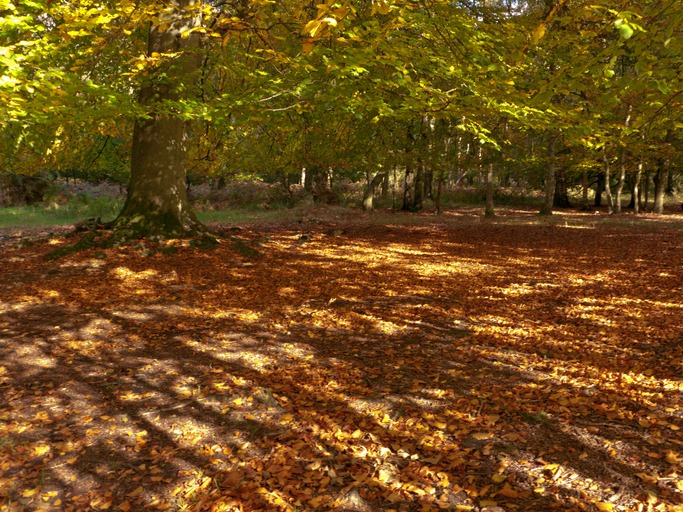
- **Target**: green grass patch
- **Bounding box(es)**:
[0,196,123,228]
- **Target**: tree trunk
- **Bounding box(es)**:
[113,0,204,238]
[435,167,446,216]
[413,159,424,211]
[614,150,626,214]
[602,148,614,214]
[594,173,605,207]
[539,136,556,215]
[653,160,670,214]
[402,163,414,211]
[633,157,643,215]
[363,172,386,212]
[581,170,590,210]
[484,161,495,217]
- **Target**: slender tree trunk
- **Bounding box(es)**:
[653,161,670,214]
[614,150,627,214]
[392,165,397,212]
[644,170,650,210]
[539,135,556,215]
[413,159,424,211]
[602,148,614,214]
[402,163,414,211]
[484,161,495,218]
[114,0,204,238]
[633,157,643,215]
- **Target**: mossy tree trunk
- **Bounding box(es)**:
[113,0,205,239]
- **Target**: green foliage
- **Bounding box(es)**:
[0,0,679,218]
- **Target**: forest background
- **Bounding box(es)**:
[0,0,681,228]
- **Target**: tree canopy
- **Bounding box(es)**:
[1,0,681,232]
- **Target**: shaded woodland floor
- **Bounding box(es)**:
[1,207,682,512]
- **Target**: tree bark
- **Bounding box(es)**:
[113,0,204,238]
[653,160,670,214]
[363,172,386,212]
[484,161,495,218]
[553,168,572,209]
[614,150,626,214]
[594,173,605,207]
[581,170,589,210]
[602,148,614,214]
[633,157,643,215]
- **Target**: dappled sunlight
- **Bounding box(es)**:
[0,216,682,510]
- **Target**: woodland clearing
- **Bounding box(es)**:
[1,207,682,512]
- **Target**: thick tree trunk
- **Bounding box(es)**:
[113,0,204,238]
[539,136,556,215]
[553,167,572,208]
[581,170,590,210]
[594,173,605,207]
[363,172,386,212]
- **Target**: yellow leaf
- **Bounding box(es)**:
[119,501,132,511]
[665,451,680,465]
[531,23,546,45]
[127,486,144,497]
[595,502,614,511]
[491,474,506,483]
[22,487,40,498]
[304,20,322,37]
[376,1,392,15]
[638,419,652,428]
[306,459,322,471]
[472,432,493,440]
[635,473,658,484]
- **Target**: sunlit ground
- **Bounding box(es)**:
[1,208,682,511]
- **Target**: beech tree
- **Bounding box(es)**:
[1,0,679,233]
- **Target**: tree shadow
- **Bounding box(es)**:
[0,220,681,511]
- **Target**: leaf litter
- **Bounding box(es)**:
[0,208,682,511]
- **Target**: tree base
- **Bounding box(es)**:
[110,206,208,241]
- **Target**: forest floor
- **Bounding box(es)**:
[1,206,682,512]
